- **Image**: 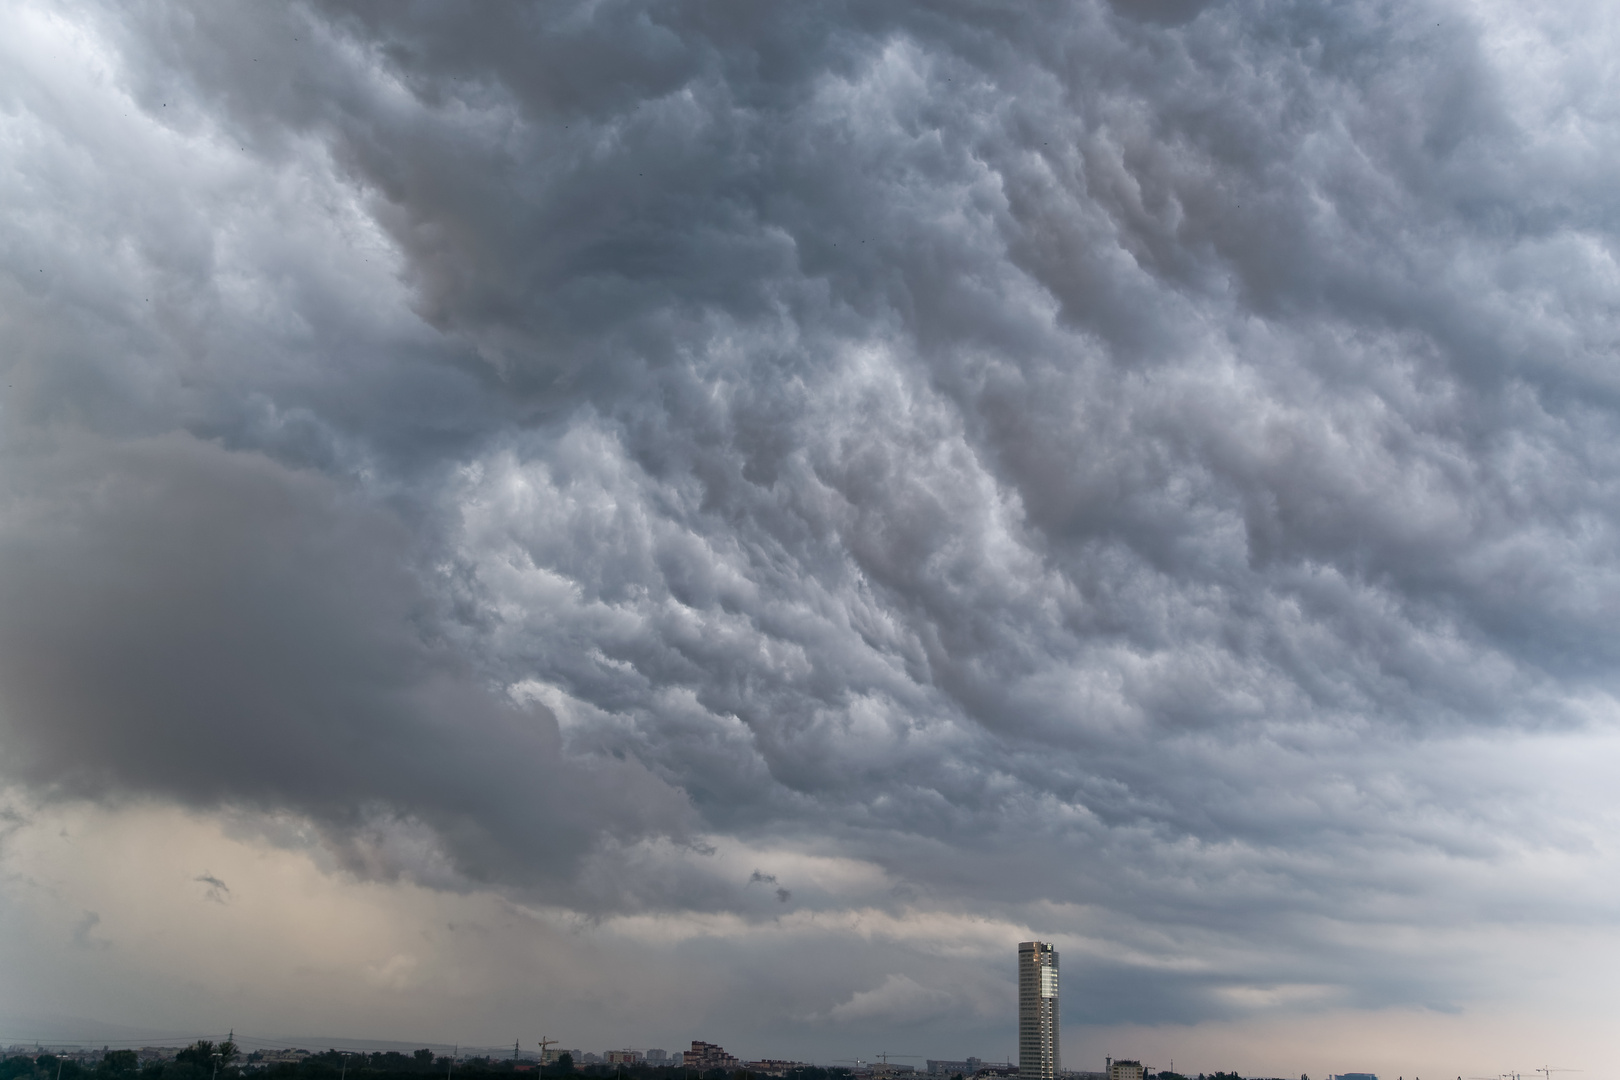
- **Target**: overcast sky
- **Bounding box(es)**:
[2,0,1620,1075]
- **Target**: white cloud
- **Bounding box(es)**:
[821,975,957,1027]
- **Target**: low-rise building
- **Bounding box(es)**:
[254,1051,311,1066]
[683,1043,740,1073]
[1105,1059,1143,1080]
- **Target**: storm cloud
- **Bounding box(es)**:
[2,0,1620,1068]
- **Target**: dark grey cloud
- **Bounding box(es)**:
[70,911,107,950]
[194,874,230,904]
[2,0,1619,1051]
[0,432,690,899]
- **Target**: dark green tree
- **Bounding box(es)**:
[101,1052,139,1077]
[176,1047,215,1069]
[0,1056,38,1080]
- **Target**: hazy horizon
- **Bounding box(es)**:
[2,1,1618,1077]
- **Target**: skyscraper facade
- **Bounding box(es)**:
[1018,941,1059,1080]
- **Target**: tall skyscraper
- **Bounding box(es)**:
[1018,941,1059,1080]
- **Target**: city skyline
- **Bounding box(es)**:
[0,1037,1326,1080]
[0,981,1509,1080]
[0,1017,1506,1080]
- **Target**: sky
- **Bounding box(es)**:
[1,0,1619,1075]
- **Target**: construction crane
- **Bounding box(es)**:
[538,1039,559,1080]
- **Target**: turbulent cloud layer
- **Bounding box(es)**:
[3,0,1620,1070]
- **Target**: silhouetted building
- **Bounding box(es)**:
[1018,941,1059,1080]
[1105,1059,1142,1080]
[683,1043,740,1072]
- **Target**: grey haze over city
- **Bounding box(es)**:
[1,0,1618,1075]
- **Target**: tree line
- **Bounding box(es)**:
[2,1047,854,1080]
